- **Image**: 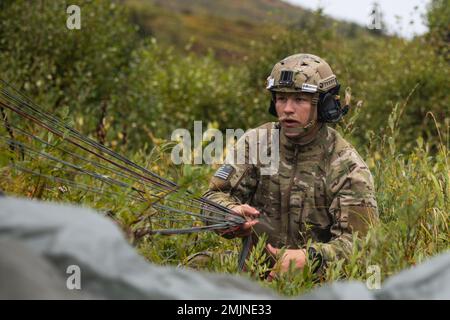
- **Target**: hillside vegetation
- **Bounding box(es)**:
[0,0,448,296]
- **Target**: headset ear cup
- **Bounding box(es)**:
[318,92,342,122]
[318,83,346,123]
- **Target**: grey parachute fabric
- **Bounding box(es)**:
[0,196,449,299]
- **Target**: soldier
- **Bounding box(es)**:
[202,53,379,278]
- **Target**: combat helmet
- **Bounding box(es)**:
[266,53,348,123]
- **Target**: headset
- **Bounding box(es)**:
[317,83,349,123]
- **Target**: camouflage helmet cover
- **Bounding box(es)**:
[266,53,338,94]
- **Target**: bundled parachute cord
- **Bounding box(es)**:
[0,94,176,191]
[2,139,238,228]
[11,164,145,203]
[0,79,247,237]
[0,95,218,208]
[0,81,171,183]
[0,136,143,192]
[9,161,238,233]
[0,120,238,220]
[2,140,239,234]
[0,80,240,220]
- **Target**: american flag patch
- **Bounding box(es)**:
[213,164,234,180]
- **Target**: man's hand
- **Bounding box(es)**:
[220,204,259,238]
[266,243,306,281]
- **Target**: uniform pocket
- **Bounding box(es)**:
[256,174,280,217]
[300,179,333,242]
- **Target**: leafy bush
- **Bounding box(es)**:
[0,0,138,140]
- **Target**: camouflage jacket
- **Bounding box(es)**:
[203,122,379,265]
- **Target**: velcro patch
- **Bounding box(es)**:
[266,76,275,89]
[301,83,318,93]
[213,164,234,180]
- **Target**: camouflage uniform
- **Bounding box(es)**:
[204,122,379,267]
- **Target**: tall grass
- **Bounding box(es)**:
[1,103,447,297]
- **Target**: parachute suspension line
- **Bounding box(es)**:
[0,79,246,236]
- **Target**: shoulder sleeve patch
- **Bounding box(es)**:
[213,164,235,180]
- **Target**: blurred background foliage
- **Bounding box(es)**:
[0,0,448,150]
[0,0,448,296]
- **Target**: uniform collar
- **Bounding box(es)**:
[279,123,327,153]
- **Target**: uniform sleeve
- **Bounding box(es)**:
[310,147,379,265]
[202,131,259,218]
[202,162,258,210]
